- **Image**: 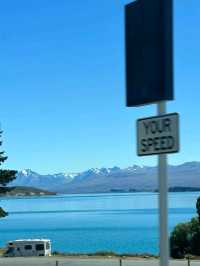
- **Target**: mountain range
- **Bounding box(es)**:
[9,162,200,194]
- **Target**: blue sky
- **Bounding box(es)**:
[0,0,200,174]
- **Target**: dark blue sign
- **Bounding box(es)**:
[125,0,174,107]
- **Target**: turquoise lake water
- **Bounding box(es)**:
[0,192,199,254]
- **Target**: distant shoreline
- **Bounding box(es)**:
[0,186,56,197]
[0,186,200,198]
[111,187,200,193]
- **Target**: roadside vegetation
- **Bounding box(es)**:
[51,251,158,259]
[170,196,200,258]
[0,130,17,218]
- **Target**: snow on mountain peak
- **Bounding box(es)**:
[21,169,36,176]
[85,167,121,175]
[92,168,101,174]
[64,173,78,179]
[22,170,28,176]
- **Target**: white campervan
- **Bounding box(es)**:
[4,239,51,257]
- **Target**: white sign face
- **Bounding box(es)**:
[137,113,179,156]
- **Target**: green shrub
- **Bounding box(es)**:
[190,218,200,256]
[93,251,117,256]
[170,197,200,258]
[0,207,7,218]
[196,197,200,222]
[170,222,191,258]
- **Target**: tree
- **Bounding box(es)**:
[170,198,200,258]
[196,196,200,222]
[170,222,191,258]
[0,207,7,217]
[190,217,200,256]
[0,130,17,218]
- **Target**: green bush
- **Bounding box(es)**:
[93,251,117,256]
[196,197,200,222]
[170,222,191,258]
[170,197,200,258]
[0,207,7,218]
[190,218,200,256]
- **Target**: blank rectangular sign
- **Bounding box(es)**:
[137,113,179,156]
[125,0,173,107]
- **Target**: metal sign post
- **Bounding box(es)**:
[136,102,179,266]
[158,101,169,266]
[125,1,176,266]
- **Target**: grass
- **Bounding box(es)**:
[0,248,6,255]
[51,250,158,259]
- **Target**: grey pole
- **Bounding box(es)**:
[187,256,191,266]
[157,101,169,266]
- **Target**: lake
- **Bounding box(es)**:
[0,192,199,255]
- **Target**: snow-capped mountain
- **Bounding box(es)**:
[10,162,200,194]
[11,169,75,192]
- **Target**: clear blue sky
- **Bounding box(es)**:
[0,0,199,174]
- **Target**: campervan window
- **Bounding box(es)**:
[46,242,50,250]
[24,245,32,250]
[36,244,44,251]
